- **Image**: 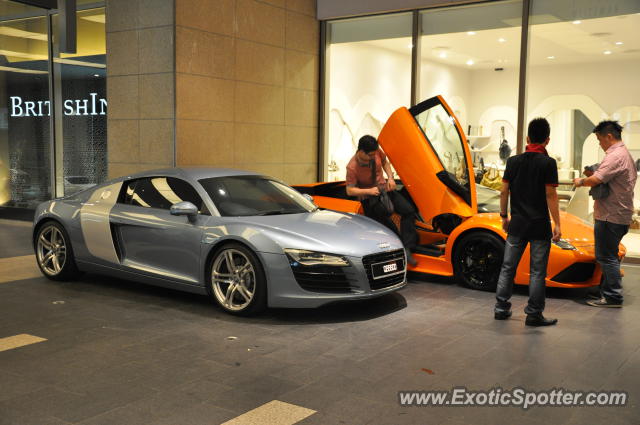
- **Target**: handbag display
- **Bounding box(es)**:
[480,164,502,191]
[498,126,511,163]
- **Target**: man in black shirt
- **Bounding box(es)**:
[494,118,561,327]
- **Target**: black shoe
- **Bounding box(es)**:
[525,313,558,327]
[586,297,622,308]
[494,310,512,320]
[406,253,418,267]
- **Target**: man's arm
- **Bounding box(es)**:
[499,181,510,233]
[382,159,397,191]
[573,175,603,188]
[545,185,561,241]
[346,185,379,197]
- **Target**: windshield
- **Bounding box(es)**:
[476,185,500,213]
[413,103,469,189]
[199,176,316,217]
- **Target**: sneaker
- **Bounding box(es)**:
[525,313,558,327]
[494,310,512,320]
[586,298,622,308]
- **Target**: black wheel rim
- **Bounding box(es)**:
[459,239,502,288]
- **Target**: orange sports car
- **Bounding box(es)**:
[295,95,625,291]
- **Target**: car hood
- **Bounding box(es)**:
[231,209,404,257]
[378,95,477,223]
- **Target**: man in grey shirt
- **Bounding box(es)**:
[574,121,637,307]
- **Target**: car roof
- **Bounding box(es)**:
[108,167,261,183]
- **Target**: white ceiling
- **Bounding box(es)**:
[363,13,640,69]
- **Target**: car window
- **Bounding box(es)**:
[413,103,469,188]
[199,175,316,217]
[119,177,207,213]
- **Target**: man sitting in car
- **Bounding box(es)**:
[346,135,419,266]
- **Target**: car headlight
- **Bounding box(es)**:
[553,239,577,250]
[285,249,350,267]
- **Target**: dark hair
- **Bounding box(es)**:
[528,117,550,144]
[358,135,378,153]
[593,120,623,140]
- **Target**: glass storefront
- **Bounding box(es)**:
[0,1,105,209]
[325,13,412,181]
[322,0,640,203]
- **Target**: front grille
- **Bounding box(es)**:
[551,262,596,283]
[291,264,354,293]
[362,249,406,290]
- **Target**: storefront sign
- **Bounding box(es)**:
[9,93,107,117]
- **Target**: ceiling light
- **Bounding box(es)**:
[572,20,581,24]
[467,31,476,35]
[498,38,506,43]
[439,52,447,58]
[603,50,612,55]
[466,59,474,65]
[547,56,555,59]
[615,41,623,45]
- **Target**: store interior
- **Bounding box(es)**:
[325,4,640,254]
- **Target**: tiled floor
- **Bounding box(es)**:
[0,219,639,425]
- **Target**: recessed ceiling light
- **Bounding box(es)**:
[572,20,582,24]
[466,59,474,65]
[439,52,447,58]
[603,50,612,55]
[467,31,476,36]
[498,38,506,43]
[615,41,623,45]
[547,56,555,59]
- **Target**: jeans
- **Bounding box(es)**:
[362,190,418,251]
[594,220,628,304]
[495,235,551,315]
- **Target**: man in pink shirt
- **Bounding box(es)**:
[574,121,637,307]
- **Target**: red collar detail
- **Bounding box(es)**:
[525,144,548,155]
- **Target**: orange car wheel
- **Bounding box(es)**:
[453,232,504,291]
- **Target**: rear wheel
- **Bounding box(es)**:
[35,221,80,281]
[207,243,267,315]
[453,232,504,291]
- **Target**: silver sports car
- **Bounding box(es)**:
[32,168,407,315]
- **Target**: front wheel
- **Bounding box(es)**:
[207,243,267,315]
[34,221,80,281]
[453,232,504,291]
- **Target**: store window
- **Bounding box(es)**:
[325,13,413,181]
[53,7,106,197]
[0,1,105,210]
[526,0,640,220]
[0,7,51,208]
[419,1,523,173]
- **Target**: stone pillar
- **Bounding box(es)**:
[175,0,319,183]
[106,0,319,183]
[106,0,175,178]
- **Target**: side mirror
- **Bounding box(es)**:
[170,201,198,217]
[302,194,314,203]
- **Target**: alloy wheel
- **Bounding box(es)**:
[36,225,67,276]
[211,249,256,311]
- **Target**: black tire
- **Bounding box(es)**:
[453,232,504,291]
[34,220,81,281]
[206,242,267,316]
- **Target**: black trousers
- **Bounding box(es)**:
[362,191,418,251]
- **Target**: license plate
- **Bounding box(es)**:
[371,259,403,279]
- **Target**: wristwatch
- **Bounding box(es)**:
[500,212,508,218]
